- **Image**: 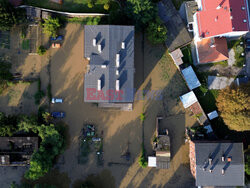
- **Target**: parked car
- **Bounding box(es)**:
[51,98,63,103]
[50,35,63,41]
[52,43,61,48]
[51,112,65,118]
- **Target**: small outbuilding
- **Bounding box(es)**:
[181,66,201,90]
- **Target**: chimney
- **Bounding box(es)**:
[97,79,101,91]
[98,44,102,53]
[116,70,119,75]
[209,157,212,165]
[121,42,125,49]
[209,169,213,173]
[222,169,225,175]
[116,54,120,67]
[202,167,206,171]
[116,80,120,91]
[227,157,232,162]
[93,38,97,46]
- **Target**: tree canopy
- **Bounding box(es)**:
[0,0,25,31]
[216,83,250,131]
[25,124,64,180]
[42,17,61,38]
[246,155,250,176]
[125,0,167,44]
[146,17,167,44]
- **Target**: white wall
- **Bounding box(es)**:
[193,13,201,42]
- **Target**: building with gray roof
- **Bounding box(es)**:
[84,25,135,106]
[189,141,245,187]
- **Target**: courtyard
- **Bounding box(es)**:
[0,23,197,187]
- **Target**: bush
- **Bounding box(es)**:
[104,3,110,10]
[37,46,46,55]
[138,145,147,168]
[140,113,145,122]
[87,1,94,8]
[83,17,101,25]
[246,155,250,176]
[34,79,45,105]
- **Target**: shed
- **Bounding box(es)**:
[170,48,184,66]
[207,110,218,120]
[180,91,198,108]
[181,66,201,90]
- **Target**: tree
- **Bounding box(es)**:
[37,46,46,56]
[0,0,25,31]
[42,17,60,38]
[216,83,250,131]
[146,17,167,44]
[125,0,156,29]
[138,144,147,168]
[0,60,13,80]
[25,124,64,180]
[17,115,38,133]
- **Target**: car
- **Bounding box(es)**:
[51,98,63,103]
[50,35,63,41]
[51,112,65,118]
[52,43,61,48]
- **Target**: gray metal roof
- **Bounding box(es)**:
[185,1,198,23]
[181,66,201,90]
[84,25,135,103]
[194,142,245,187]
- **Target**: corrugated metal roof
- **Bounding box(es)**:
[194,142,244,187]
[181,66,201,90]
[84,25,135,103]
[180,91,198,108]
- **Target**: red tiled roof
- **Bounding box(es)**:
[197,0,249,38]
[197,37,229,63]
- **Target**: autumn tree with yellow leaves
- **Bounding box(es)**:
[216,83,250,131]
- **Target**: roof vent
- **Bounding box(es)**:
[93,38,97,47]
[230,16,233,19]
[202,167,206,171]
[116,80,120,91]
[242,6,246,10]
[116,54,120,67]
[121,42,125,49]
[116,70,119,75]
[1,156,5,163]
[98,44,102,53]
[101,65,106,68]
[216,5,221,9]
[208,157,213,165]
[209,169,213,173]
[222,169,225,175]
[244,19,247,23]
[97,79,101,91]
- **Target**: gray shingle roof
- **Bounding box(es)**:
[194,142,244,187]
[84,25,135,103]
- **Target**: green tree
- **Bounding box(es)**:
[25,124,64,180]
[216,83,250,131]
[146,17,167,44]
[0,60,13,80]
[42,17,60,38]
[125,0,156,29]
[138,144,147,168]
[0,0,25,31]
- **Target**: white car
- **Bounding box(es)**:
[51,98,63,104]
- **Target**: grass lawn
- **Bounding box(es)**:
[228,38,245,68]
[22,39,30,50]
[24,0,117,13]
